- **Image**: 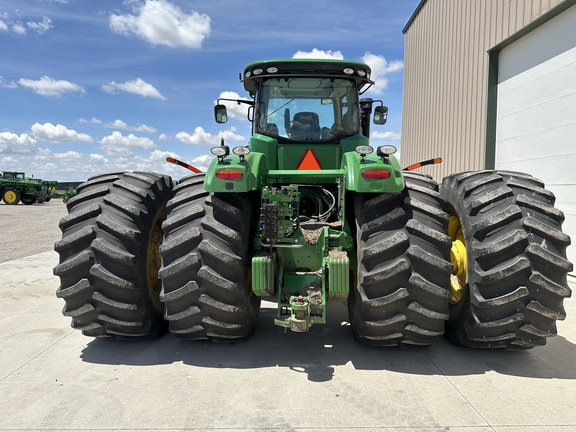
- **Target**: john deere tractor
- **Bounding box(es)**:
[54,59,572,349]
[0,171,51,204]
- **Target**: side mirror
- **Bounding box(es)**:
[214,104,228,124]
[373,106,388,125]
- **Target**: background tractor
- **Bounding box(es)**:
[54,59,572,349]
[0,171,52,205]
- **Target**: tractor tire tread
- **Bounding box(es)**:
[440,170,572,349]
[160,174,260,340]
[54,172,173,339]
[349,172,452,346]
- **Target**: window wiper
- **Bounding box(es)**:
[268,99,294,118]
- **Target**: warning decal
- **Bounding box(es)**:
[297,149,322,170]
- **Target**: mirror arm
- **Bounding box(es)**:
[216,98,255,106]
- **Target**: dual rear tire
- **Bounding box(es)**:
[349,172,453,346]
[53,170,572,349]
[54,172,173,338]
[440,171,572,349]
[53,172,259,340]
[159,174,260,340]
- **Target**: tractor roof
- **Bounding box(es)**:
[242,58,373,95]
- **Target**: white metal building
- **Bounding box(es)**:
[401,0,576,269]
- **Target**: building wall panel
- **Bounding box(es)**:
[495,5,576,266]
[401,0,569,180]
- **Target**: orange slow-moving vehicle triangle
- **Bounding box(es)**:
[297,149,322,170]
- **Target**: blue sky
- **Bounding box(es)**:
[0,0,420,182]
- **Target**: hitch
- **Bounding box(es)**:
[274,295,312,332]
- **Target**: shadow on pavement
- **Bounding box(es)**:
[80,300,576,382]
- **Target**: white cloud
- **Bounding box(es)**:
[189,154,212,172]
[53,150,83,160]
[2,156,16,164]
[12,23,27,35]
[18,76,85,97]
[361,52,403,95]
[0,145,211,181]
[0,76,18,89]
[105,119,157,133]
[191,154,212,165]
[42,162,59,171]
[0,14,53,35]
[31,122,93,143]
[148,150,186,172]
[78,117,103,124]
[175,126,244,146]
[33,147,52,160]
[289,50,402,95]
[159,133,170,141]
[149,149,178,161]
[109,0,211,49]
[89,153,109,164]
[99,131,156,156]
[217,91,250,120]
[372,131,401,141]
[293,49,344,60]
[0,132,37,154]
[102,78,165,100]
[162,152,212,174]
[27,17,53,34]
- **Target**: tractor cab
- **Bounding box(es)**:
[214,59,388,170]
[256,76,359,143]
[2,171,26,180]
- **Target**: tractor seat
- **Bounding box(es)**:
[291,112,321,140]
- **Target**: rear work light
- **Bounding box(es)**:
[211,146,230,158]
[216,169,243,180]
[232,146,250,156]
[377,145,397,156]
[361,169,391,180]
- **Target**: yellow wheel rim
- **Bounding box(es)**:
[448,215,467,304]
[4,190,17,204]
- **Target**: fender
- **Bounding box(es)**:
[341,151,405,193]
[204,151,269,193]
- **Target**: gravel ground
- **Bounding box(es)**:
[0,200,68,263]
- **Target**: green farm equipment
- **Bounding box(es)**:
[46,185,77,203]
[54,58,572,349]
[0,171,52,204]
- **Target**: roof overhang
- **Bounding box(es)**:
[403,0,429,34]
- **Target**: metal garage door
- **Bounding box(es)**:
[495,5,576,272]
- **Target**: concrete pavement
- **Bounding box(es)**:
[1,201,576,431]
[0,201,67,263]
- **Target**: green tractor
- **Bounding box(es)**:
[0,171,50,204]
[54,59,572,349]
